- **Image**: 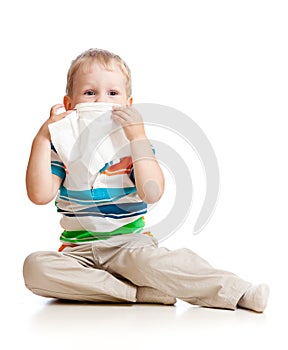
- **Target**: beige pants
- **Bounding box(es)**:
[23,233,251,310]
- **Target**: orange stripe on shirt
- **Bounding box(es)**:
[103,169,131,176]
[102,156,133,176]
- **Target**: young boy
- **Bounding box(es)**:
[23,48,269,312]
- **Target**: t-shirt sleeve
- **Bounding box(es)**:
[51,143,66,181]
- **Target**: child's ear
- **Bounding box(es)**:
[127,96,133,106]
[63,95,72,111]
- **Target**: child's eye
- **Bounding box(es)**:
[84,90,95,96]
[108,90,119,96]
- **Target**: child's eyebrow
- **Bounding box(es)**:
[81,82,97,89]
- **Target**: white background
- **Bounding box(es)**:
[0,0,287,349]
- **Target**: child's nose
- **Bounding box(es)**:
[95,93,109,103]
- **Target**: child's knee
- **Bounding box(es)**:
[23,251,51,287]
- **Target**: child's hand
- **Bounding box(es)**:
[37,104,74,140]
[112,105,146,142]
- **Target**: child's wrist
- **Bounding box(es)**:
[128,133,147,142]
[130,138,154,162]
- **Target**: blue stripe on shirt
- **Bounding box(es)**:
[59,185,137,203]
[51,162,66,180]
[57,201,147,216]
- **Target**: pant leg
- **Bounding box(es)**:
[23,244,136,303]
[91,233,251,310]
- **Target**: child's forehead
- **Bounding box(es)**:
[80,58,122,74]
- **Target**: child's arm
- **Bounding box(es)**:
[26,104,73,204]
[112,105,164,204]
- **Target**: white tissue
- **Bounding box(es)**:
[48,102,130,190]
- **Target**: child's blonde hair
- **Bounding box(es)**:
[66,48,132,97]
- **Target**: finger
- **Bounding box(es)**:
[50,104,64,117]
[112,106,127,115]
[112,105,133,113]
[112,109,131,121]
[112,113,126,126]
[50,108,74,123]
[58,109,74,119]
[112,104,125,110]
[112,114,143,130]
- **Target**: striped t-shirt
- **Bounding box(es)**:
[51,144,147,245]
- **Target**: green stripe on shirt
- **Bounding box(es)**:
[60,216,145,243]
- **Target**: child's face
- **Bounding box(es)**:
[64,61,131,110]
